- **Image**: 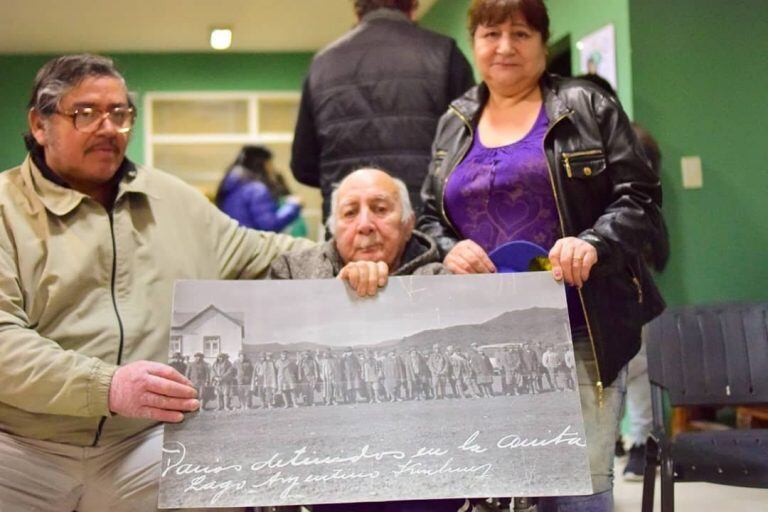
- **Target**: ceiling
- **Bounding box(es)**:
[0,0,439,54]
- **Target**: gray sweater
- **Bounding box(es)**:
[268,230,448,279]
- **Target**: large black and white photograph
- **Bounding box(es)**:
[159,273,591,508]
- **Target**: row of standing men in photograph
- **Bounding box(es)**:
[170,341,576,411]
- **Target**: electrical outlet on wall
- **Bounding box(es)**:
[681,156,703,189]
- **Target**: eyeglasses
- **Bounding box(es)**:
[55,106,136,133]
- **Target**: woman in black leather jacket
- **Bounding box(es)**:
[417,0,666,509]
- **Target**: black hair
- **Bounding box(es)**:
[24,54,134,151]
[214,145,290,206]
[574,73,617,99]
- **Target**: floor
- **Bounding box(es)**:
[613,457,768,512]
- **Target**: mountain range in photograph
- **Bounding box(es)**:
[242,306,570,356]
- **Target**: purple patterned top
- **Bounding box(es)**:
[445,106,558,251]
[444,105,586,333]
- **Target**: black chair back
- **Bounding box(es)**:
[642,302,768,512]
[645,302,768,407]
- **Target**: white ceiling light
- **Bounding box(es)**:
[210,27,232,50]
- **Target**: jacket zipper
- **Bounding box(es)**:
[92,209,127,447]
[628,266,644,304]
[441,105,475,236]
[542,111,605,407]
[561,149,603,178]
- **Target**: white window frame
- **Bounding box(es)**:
[142,90,323,241]
[169,335,183,354]
[204,336,221,358]
[143,91,300,184]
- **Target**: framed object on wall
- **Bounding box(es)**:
[577,24,617,90]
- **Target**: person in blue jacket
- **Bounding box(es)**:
[215,145,303,233]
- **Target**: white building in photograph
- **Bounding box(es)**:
[170,305,244,363]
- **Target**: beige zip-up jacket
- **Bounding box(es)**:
[0,156,313,446]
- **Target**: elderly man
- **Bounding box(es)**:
[0,54,311,512]
[270,167,460,512]
[269,167,446,289]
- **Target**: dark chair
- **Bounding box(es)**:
[641,302,768,512]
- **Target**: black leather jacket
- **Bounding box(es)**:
[418,75,666,387]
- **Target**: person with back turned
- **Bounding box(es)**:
[290,0,475,228]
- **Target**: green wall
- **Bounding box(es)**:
[0,55,50,170]
[630,0,768,305]
[0,52,313,170]
[420,0,474,77]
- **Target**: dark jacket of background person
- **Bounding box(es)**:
[575,72,669,273]
[632,123,669,272]
[268,230,447,279]
[216,146,301,233]
[418,75,666,387]
[290,7,475,224]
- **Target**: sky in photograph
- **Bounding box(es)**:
[172,273,567,347]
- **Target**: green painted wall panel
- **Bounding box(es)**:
[629,0,768,305]
[0,52,313,170]
[0,55,51,170]
[420,0,475,78]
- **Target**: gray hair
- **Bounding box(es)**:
[24,54,135,151]
[326,168,414,236]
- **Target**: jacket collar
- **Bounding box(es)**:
[450,82,488,123]
[393,230,440,276]
[539,73,572,123]
[450,74,572,126]
[21,153,151,216]
[322,230,440,276]
[361,8,411,25]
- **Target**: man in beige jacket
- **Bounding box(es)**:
[0,54,312,511]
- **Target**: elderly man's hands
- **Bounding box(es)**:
[443,240,496,274]
[108,361,199,423]
[549,236,598,288]
[339,260,389,297]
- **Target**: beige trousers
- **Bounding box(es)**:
[0,425,243,512]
